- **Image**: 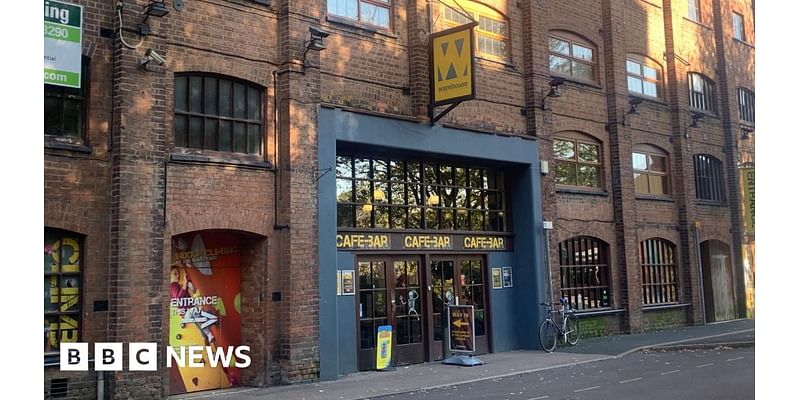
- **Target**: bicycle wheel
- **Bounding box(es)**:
[538,319,558,352]
[565,314,580,346]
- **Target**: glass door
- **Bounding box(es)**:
[429,255,490,360]
[357,256,426,370]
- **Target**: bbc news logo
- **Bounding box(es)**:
[60,343,251,371]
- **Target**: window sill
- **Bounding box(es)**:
[688,108,719,119]
[642,303,690,312]
[733,38,754,49]
[550,75,603,91]
[574,308,625,317]
[628,94,668,107]
[683,17,713,31]
[738,121,755,130]
[170,152,273,170]
[45,137,93,154]
[325,14,398,39]
[635,195,674,203]
[475,56,518,72]
[697,199,728,207]
[556,187,609,197]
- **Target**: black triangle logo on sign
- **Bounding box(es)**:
[446,64,458,80]
[438,68,443,82]
[455,38,464,56]
[441,42,449,55]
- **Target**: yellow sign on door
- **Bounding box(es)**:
[431,24,476,106]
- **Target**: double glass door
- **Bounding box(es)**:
[357,254,489,370]
[430,256,489,360]
[357,256,425,370]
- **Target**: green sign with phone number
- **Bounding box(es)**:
[44,1,82,88]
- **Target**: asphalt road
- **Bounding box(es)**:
[375,346,754,400]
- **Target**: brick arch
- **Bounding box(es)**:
[691,147,726,163]
[547,26,602,49]
[45,207,92,237]
[553,220,614,245]
[636,229,680,247]
[552,129,603,144]
[698,228,732,246]
[167,215,270,239]
[172,63,272,89]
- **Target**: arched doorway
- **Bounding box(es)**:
[700,240,735,322]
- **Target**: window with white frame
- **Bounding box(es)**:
[328,0,392,29]
[626,56,662,98]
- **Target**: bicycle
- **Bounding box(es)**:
[538,297,580,352]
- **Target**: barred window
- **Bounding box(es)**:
[45,229,83,355]
[626,56,662,99]
[173,74,264,155]
[559,237,611,310]
[640,239,678,305]
[553,136,602,189]
[549,31,597,82]
[737,88,755,124]
[441,2,509,60]
[336,156,507,231]
[688,73,717,113]
[694,154,726,203]
[328,0,391,28]
[633,145,670,196]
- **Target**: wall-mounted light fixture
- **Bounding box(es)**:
[139,48,166,70]
[541,77,566,109]
[302,26,330,70]
[621,98,642,126]
[741,129,752,140]
[138,1,170,36]
[684,112,705,138]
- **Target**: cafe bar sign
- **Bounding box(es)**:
[336,232,511,252]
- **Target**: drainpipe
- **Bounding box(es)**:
[97,371,104,400]
[694,221,707,324]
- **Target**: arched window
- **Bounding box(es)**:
[173,74,264,155]
[45,228,83,356]
[632,144,670,196]
[626,55,663,99]
[694,154,726,203]
[553,132,603,189]
[640,238,678,305]
[549,31,597,82]
[440,1,509,60]
[558,237,610,310]
[688,72,717,113]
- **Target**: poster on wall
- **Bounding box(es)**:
[169,232,242,395]
[44,0,83,88]
[341,270,355,295]
[741,166,755,236]
[491,268,502,289]
[337,270,342,295]
[502,267,513,288]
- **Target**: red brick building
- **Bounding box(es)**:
[43,0,754,398]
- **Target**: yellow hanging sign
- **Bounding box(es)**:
[431,24,476,106]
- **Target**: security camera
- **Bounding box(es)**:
[309,26,330,38]
[629,97,643,106]
[145,48,166,65]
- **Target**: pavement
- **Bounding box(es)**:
[174,318,754,400]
